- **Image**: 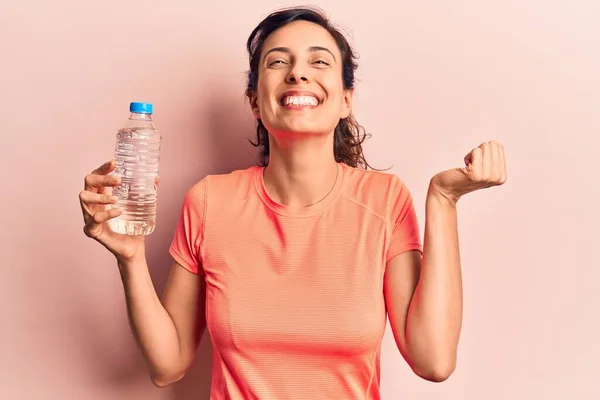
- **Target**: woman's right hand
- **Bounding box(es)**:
[80,160,146,263]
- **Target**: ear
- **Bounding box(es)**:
[248,91,261,119]
[341,89,354,119]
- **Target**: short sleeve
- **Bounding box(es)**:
[385,177,422,262]
[169,178,207,274]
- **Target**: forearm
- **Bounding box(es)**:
[118,255,185,385]
[406,184,463,378]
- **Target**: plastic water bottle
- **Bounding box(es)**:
[108,102,161,235]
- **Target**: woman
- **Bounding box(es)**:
[79,7,506,399]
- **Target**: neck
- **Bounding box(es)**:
[263,134,339,207]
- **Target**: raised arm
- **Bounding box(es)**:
[80,160,207,387]
[384,141,506,382]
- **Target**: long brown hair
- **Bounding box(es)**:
[245,6,374,170]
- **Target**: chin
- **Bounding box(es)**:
[275,126,331,137]
[273,120,336,137]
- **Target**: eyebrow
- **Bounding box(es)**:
[262,46,337,62]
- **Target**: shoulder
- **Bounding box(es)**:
[182,165,259,209]
[342,164,411,201]
[341,164,414,218]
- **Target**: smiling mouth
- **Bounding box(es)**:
[280,95,320,107]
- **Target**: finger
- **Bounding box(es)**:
[84,173,121,192]
[486,141,506,183]
[485,141,497,180]
[489,141,501,181]
[497,142,507,183]
[84,160,118,193]
[93,207,122,224]
[92,160,116,175]
[79,191,118,206]
[84,208,123,238]
[155,175,160,185]
[480,142,493,179]
[79,190,117,222]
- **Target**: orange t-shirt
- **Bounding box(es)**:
[169,162,422,399]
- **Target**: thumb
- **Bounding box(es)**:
[464,147,483,174]
[84,208,122,240]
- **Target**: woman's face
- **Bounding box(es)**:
[251,20,353,138]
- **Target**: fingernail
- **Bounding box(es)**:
[109,196,118,202]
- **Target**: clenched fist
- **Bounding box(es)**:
[430,141,507,203]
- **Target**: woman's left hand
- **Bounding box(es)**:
[429,141,507,203]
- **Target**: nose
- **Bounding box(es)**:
[286,64,309,84]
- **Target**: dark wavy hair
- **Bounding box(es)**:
[245,6,373,170]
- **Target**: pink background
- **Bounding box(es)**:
[2,1,599,399]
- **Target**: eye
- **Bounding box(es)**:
[313,60,330,67]
[268,59,287,68]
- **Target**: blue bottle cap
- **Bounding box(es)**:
[130,102,153,114]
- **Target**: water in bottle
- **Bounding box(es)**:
[108,102,161,235]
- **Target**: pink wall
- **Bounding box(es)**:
[2,1,599,399]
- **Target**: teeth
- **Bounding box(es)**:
[282,95,319,106]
